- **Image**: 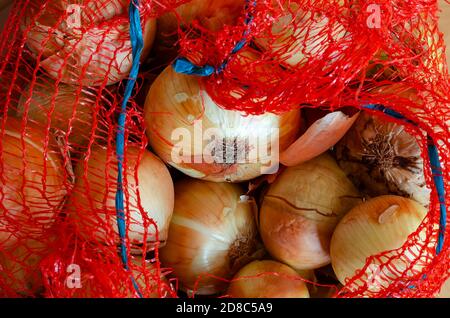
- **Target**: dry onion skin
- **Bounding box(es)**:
[227,260,310,298]
[335,111,430,207]
[22,0,156,86]
[160,179,259,295]
[0,118,67,249]
[67,146,174,249]
[17,76,105,149]
[254,0,348,69]
[259,153,362,270]
[144,65,301,182]
[330,195,427,289]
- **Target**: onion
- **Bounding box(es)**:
[17,76,104,149]
[280,110,359,167]
[159,179,259,295]
[254,0,348,69]
[0,117,67,249]
[335,111,431,207]
[22,0,156,86]
[0,238,51,296]
[144,65,301,182]
[259,153,362,270]
[158,0,245,34]
[67,146,174,249]
[330,195,427,289]
[227,260,310,298]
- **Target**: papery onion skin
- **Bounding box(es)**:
[17,76,104,149]
[144,65,301,183]
[160,179,259,295]
[67,146,174,248]
[227,260,310,298]
[330,195,427,286]
[260,154,362,270]
[22,0,156,86]
[335,111,430,207]
[0,118,67,249]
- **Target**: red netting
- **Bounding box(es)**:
[0,0,449,298]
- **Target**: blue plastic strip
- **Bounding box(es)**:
[115,0,143,297]
[363,104,447,255]
[172,0,256,76]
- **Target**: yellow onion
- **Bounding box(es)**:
[22,0,156,86]
[254,0,348,69]
[437,276,450,298]
[330,195,427,289]
[144,65,301,182]
[335,111,431,207]
[160,179,259,295]
[280,110,359,166]
[158,0,245,34]
[17,76,106,149]
[0,118,67,249]
[72,255,174,298]
[259,153,362,270]
[0,237,53,297]
[67,146,174,249]
[227,260,310,298]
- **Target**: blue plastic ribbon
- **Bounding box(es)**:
[363,104,447,255]
[115,0,144,298]
[172,0,257,76]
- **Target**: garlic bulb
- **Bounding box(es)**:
[280,110,359,167]
[254,0,348,69]
[144,65,301,182]
[0,238,51,296]
[159,179,259,295]
[17,76,105,149]
[67,146,174,249]
[335,111,431,207]
[0,118,67,249]
[227,260,310,298]
[259,153,362,270]
[22,0,156,86]
[330,195,428,289]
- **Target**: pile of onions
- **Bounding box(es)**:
[227,260,310,298]
[0,237,51,296]
[159,179,259,295]
[67,146,174,248]
[259,154,362,270]
[22,0,156,86]
[335,111,430,207]
[144,65,301,182]
[330,195,427,289]
[254,0,349,69]
[0,118,67,249]
[17,76,105,149]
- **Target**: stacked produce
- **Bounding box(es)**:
[0,0,449,299]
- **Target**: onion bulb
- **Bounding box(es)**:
[17,76,105,149]
[22,0,156,86]
[67,146,174,249]
[0,118,67,249]
[227,260,310,298]
[144,65,301,182]
[335,111,430,207]
[0,237,52,296]
[330,195,427,289]
[159,179,259,295]
[158,0,245,34]
[259,153,362,270]
[254,0,348,69]
[280,110,359,167]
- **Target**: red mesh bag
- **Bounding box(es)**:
[0,0,449,298]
